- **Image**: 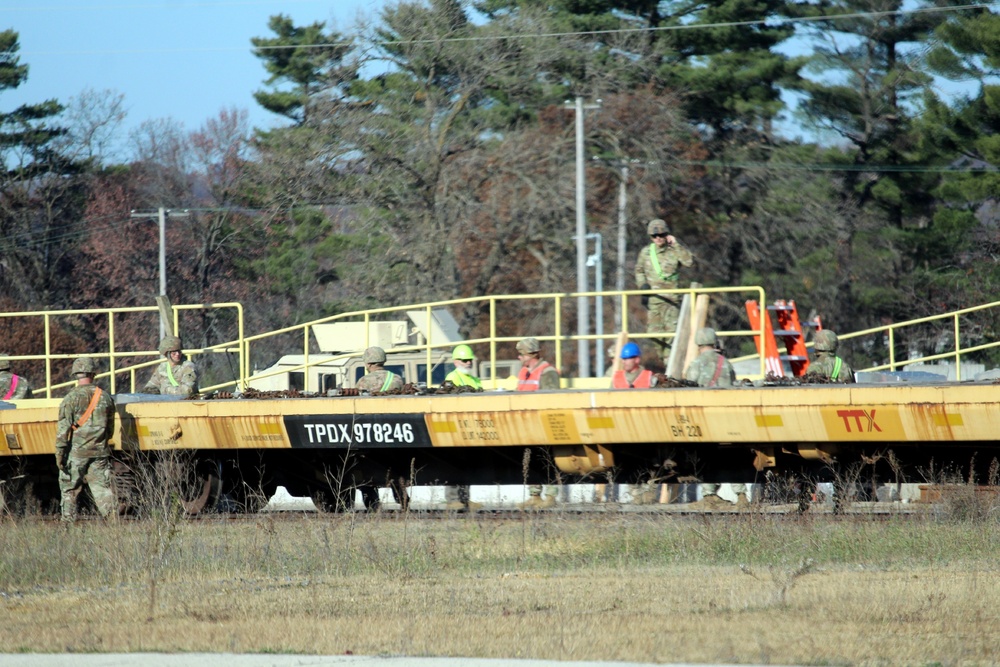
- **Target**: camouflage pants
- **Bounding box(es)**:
[647,296,680,361]
[444,485,470,503]
[59,455,116,521]
[527,485,557,498]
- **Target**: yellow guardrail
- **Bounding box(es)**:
[1,303,244,397]
[838,300,1000,381]
[238,285,769,390]
[7,290,998,395]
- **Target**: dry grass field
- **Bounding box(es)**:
[2,501,1000,666]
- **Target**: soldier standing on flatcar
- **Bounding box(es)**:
[635,218,694,365]
[807,330,856,383]
[355,346,404,393]
[0,354,33,399]
[143,335,199,397]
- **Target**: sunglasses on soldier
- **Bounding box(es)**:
[650,233,667,239]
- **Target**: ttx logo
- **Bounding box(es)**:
[836,409,882,433]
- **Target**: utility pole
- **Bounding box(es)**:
[565,96,601,377]
[130,207,190,339]
[616,164,628,332]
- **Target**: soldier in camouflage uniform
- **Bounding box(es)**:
[808,330,855,383]
[0,354,32,400]
[55,356,117,521]
[684,329,746,509]
[355,346,404,393]
[143,335,199,396]
[685,328,736,388]
[635,219,694,364]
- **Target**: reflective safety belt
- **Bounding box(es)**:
[2,375,18,400]
[73,388,103,433]
[832,357,842,381]
[648,244,679,283]
[380,371,397,392]
[166,362,179,387]
[709,354,725,387]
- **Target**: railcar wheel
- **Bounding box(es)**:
[179,460,222,516]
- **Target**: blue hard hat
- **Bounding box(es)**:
[620,342,641,359]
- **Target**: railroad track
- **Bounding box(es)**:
[18,501,934,523]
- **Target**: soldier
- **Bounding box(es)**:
[355,346,404,393]
[143,335,198,397]
[55,356,117,521]
[808,330,856,383]
[444,344,482,511]
[515,337,560,508]
[514,337,560,391]
[0,354,32,400]
[610,342,656,389]
[685,328,747,509]
[684,327,736,388]
[444,344,482,390]
[635,218,694,363]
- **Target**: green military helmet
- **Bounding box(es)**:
[814,329,839,352]
[71,356,96,377]
[695,327,718,347]
[647,219,669,236]
[452,344,474,361]
[158,335,182,356]
[516,337,541,354]
[363,346,387,364]
[0,355,9,371]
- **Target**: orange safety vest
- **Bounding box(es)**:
[612,369,653,389]
[516,361,555,391]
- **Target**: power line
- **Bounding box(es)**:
[20,2,998,57]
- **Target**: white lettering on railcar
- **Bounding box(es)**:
[303,421,414,445]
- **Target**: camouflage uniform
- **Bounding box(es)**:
[685,349,736,388]
[0,370,32,399]
[356,368,404,393]
[808,330,855,383]
[635,238,694,361]
[55,368,117,521]
[143,359,199,396]
[810,352,855,383]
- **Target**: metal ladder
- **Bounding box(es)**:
[745,299,818,377]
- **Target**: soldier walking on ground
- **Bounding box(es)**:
[807,330,856,383]
[143,335,199,397]
[515,337,560,508]
[0,354,32,399]
[634,218,694,365]
[55,356,117,522]
[444,344,482,511]
[355,346,404,393]
[684,328,747,510]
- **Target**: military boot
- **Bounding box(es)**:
[466,500,483,512]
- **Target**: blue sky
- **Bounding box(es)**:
[3,0,386,139]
